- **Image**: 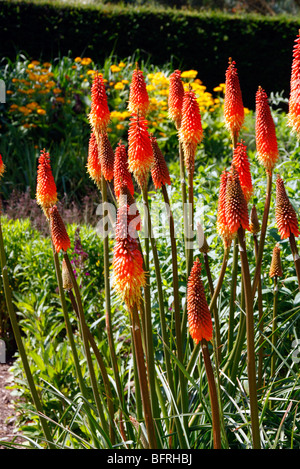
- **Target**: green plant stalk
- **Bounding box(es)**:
[253,233,264,389]
[187,169,194,277]
[179,141,189,272]
[228,237,238,353]
[252,170,272,298]
[201,339,222,449]
[237,226,261,449]
[101,176,124,408]
[187,245,230,374]
[0,219,55,449]
[289,233,300,292]
[270,275,278,379]
[67,288,116,444]
[161,184,188,447]
[63,252,109,436]
[130,302,157,449]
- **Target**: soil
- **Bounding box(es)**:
[0,361,24,449]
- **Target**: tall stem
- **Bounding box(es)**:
[289,233,300,291]
[237,227,261,449]
[254,233,264,389]
[179,141,188,270]
[252,170,272,298]
[0,220,55,449]
[270,275,278,379]
[228,238,238,353]
[201,339,222,449]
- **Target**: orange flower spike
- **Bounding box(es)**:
[269,243,283,279]
[224,58,244,145]
[216,170,234,248]
[36,149,57,212]
[0,154,5,178]
[288,31,300,138]
[231,140,253,203]
[275,175,299,240]
[128,112,154,190]
[98,132,114,182]
[255,86,278,172]
[168,70,184,129]
[88,73,110,135]
[187,258,213,344]
[114,141,135,200]
[225,166,250,234]
[49,205,71,253]
[150,135,171,189]
[128,65,149,116]
[87,132,102,187]
[113,205,145,308]
[178,87,203,174]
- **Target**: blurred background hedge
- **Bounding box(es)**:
[0,0,299,109]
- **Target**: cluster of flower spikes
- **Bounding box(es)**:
[269,242,283,279]
[187,258,213,344]
[178,86,203,175]
[168,70,185,130]
[112,201,145,310]
[275,175,299,240]
[288,31,300,138]
[150,135,171,189]
[231,140,253,204]
[255,86,278,173]
[223,58,245,146]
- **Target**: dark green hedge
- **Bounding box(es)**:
[0,0,300,108]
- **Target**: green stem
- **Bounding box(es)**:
[237,227,261,449]
[228,237,238,353]
[252,170,272,298]
[201,339,222,449]
[270,276,278,379]
[289,233,300,291]
[179,141,188,272]
[187,170,194,277]
[254,233,264,390]
[0,219,55,449]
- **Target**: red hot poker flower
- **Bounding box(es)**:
[36,149,57,212]
[88,73,110,136]
[216,170,235,248]
[225,166,249,234]
[224,59,244,145]
[98,132,114,182]
[168,70,185,129]
[255,86,278,172]
[187,258,213,344]
[275,175,299,240]
[128,113,154,189]
[114,141,135,200]
[178,88,203,174]
[0,154,5,178]
[288,32,300,138]
[87,132,102,187]
[269,243,283,278]
[150,135,171,189]
[231,140,253,203]
[49,205,71,253]
[128,66,149,116]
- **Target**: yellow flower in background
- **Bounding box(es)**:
[118,62,126,68]
[114,82,124,90]
[55,97,65,104]
[37,108,46,115]
[74,57,82,63]
[53,88,62,94]
[81,57,92,66]
[43,62,51,68]
[181,70,198,79]
[110,64,121,73]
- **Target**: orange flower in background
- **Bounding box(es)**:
[128,113,154,189]
[49,205,71,253]
[87,132,102,187]
[114,141,135,200]
[249,204,260,235]
[0,154,5,178]
[269,243,283,278]
[275,175,299,240]
[255,86,278,172]
[36,149,57,212]
[288,32,300,138]
[128,66,149,116]
[98,132,114,182]
[168,70,184,129]
[224,59,244,145]
[217,170,235,248]
[112,204,145,308]
[225,166,249,234]
[187,258,213,343]
[88,73,110,136]
[231,140,253,203]
[150,135,171,189]
[178,88,203,174]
